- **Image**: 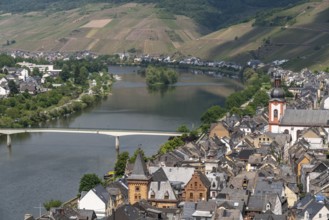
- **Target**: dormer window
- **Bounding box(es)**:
[150,190,155,199]
[274,109,278,118]
[164,191,169,200]
[242,178,248,189]
[305,210,309,220]
[266,203,271,211]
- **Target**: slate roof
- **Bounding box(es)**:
[107,180,128,202]
[216,209,242,220]
[194,171,211,188]
[196,200,217,212]
[149,181,177,201]
[151,167,168,182]
[107,204,144,220]
[50,208,97,220]
[247,194,279,212]
[280,109,329,126]
[216,200,245,213]
[295,194,314,209]
[128,152,150,180]
[297,199,328,219]
[217,188,249,204]
[254,177,284,197]
[238,149,256,161]
[149,166,195,187]
[92,184,109,204]
[254,213,287,220]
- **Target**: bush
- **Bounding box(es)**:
[78,173,102,193]
[43,199,62,211]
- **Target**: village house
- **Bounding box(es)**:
[78,184,111,218]
[183,170,211,202]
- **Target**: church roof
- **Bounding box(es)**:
[280,109,329,127]
[128,152,150,180]
[151,167,168,182]
[270,88,285,100]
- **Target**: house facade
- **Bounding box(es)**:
[78,184,110,218]
[183,170,211,202]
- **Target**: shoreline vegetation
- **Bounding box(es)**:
[112,67,271,180]
[0,55,112,128]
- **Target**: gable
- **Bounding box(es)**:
[79,190,106,208]
[303,130,320,139]
[209,123,229,138]
[185,172,209,189]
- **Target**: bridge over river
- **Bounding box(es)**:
[0,128,182,157]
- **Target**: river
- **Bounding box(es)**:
[0,66,242,220]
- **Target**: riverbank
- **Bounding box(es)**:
[0,72,112,128]
[0,65,241,220]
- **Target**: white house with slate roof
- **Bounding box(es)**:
[269,73,329,143]
[78,184,110,219]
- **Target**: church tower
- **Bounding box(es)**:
[268,73,286,133]
[127,152,151,204]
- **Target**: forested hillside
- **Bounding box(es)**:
[0,0,304,30]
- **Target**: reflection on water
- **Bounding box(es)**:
[0,66,242,220]
[147,85,176,97]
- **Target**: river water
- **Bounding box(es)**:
[0,66,241,220]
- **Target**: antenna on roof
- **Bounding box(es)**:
[33,203,44,218]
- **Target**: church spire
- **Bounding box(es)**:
[128,152,150,180]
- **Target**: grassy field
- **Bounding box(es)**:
[1,1,329,70]
[0,3,201,55]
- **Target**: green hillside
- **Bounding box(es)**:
[1,0,329,70]
[0,0,303,31]
[180,0,329,70]
[0,3,204,55]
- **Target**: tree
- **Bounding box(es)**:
[43,199,62,211]
[32,67,41,77]
[114,151,129,177]
[5,108,20,119]
[252,90,269,107]
[159,137,184,154]
[8,80,19,95]
[60,64,70,82]
[177,124,190,133]
[78,173,102,193]
[200,105,226,125]
[145,66,178,86]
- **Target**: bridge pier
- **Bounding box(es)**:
[115,136,120,159]
[7,134,11,147]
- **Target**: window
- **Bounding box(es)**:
[199,193,203,200]
[212,192,216,198]
[319,213,322,218]
[135,186,140,192]
[274,109,278,118]
[164,191,169,200]
[266,203,271,211]
[190,193,193,199]
[150,190,155,199]
[195,182,198,187]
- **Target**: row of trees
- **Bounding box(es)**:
[0,54,112,128]
[200,68,271,131]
